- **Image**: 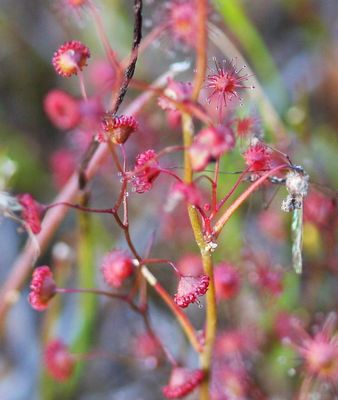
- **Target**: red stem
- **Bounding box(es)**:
[213,165,251,216]
[159,168,183,183]
[140,258,180,275]
[153,281,203,352]
[44,202,115,215]
[213,164,288,237]
[56,287,139,312]
[0,72,173,324]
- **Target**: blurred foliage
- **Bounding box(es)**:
[0,0,337,399]
[212,0,289,109]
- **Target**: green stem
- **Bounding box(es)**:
[182,115,217,400]
[186,4,217,394]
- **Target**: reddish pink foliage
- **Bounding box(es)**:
[166,1,198,48]
[160,206,192,241]
[44,340,75,381]
[274,312,302,342]
[101,250,134,288]
[66,0,88,7]
[285,313,338,382]
[302,335,338,380]
[207,59,251,111]
[78,96,104,131]
[131,149,161,194]
[216,327,262,359]
[162,367,204,399]
[50,149,76,189]
[18,193,43,234]
[174,275,210,308]
[189,126,235,172]
[158,78,192,111]
[214,262,240,300]
[258,209,286,241]
[177,253,204,277]
[52,40,90,77]
[243,142,272,172]
[211,365,249,400]
[28,266,56,311]
[133,333,162,369]
[44,89,80,130]
[99,114,138,144]
[234,116,260,139]
[89,59,117,91]
[166,109,182,128]
[171,182,202,207]
[304,190,336,227]
[255,265,283,296]
[250,265,283,296]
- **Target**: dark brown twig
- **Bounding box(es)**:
[79,0,143,189]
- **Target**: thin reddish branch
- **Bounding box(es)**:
[192,0,208,101]
[44,202,115,215]
[213,166,251,216]
[152,280,203,353]
[213,164,288,237]
[112,201,202,353]
[130,79,213,125]
[56,287,138,310]
[0,72,175,325]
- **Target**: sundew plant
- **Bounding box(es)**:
[0,1,337,399]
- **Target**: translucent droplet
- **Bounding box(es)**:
[117,172,122,177]
[144,356,157,370]
[288,368,296,377]
[210,12,221,23]
[125,192,129,197]
[309,393,320,400]
[282,337,291,345]
[166,49,175,59]
[169,60,191,72]
[144,19,153,28]
[277,356,286,365]
[152,39,160,49]
[52,242,72,261]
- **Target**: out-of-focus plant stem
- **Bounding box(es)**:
[182,115,217,400]
[0,69,181,329]
[117,202,202,353]
[79,0,143,190]
[104,145,202,353]
[61,193,97,398]
[88,1,122,73]
[188,2,217,397]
